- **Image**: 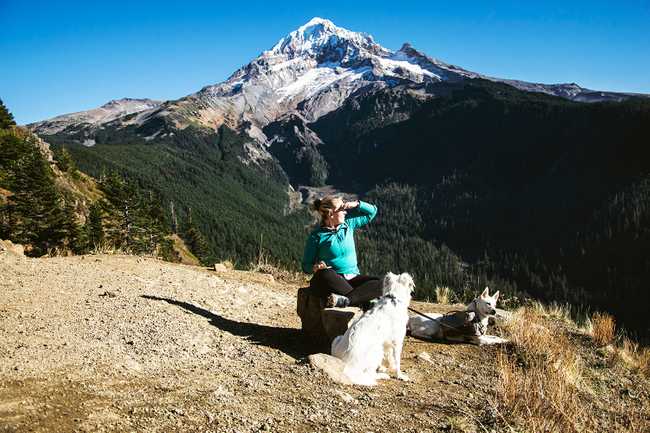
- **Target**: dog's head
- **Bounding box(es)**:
[472,287,500,318]
[382,272,415,304]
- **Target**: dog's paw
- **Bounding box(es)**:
[397,372,410,382]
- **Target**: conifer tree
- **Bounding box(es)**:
[0,99,15,129]
[182,207,210,263]
[7,135,67,255]
[61,196,84,253]
[85,201,104,250]
[54,147,80,179]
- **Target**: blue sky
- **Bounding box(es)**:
[1,0,649,124]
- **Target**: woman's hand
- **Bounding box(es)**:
[313,261,329,273]
[343,200,359,210]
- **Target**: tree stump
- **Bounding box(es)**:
[322,307,359,340]
[296,287,360,347]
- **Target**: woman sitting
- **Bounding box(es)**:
[302,195,382,308]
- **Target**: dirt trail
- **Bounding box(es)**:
[0,253,511,432]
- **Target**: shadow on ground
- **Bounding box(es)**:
[141,295,317,359]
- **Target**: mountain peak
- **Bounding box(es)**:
[268,17,384,59]
[297,17,336,33]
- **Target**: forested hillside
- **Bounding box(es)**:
[0,100,177,260]
[299,80,650,337]
[44,123,312,268]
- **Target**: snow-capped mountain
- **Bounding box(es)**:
[28,17,643,144]
[154,17,479,142]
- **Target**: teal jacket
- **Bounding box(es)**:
[302,201,378,275]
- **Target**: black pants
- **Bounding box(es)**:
[309,269,383,307]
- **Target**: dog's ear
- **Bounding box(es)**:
[383,272,396,290]
[481,287,489,298]
[492,290,500,302]
[398,273,414,291]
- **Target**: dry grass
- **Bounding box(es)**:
[248,248,307,285]
[591,312,616,347]
[610,337,650,378]
[530,300,593,332]
[497,305,650,432]
[640,348,650,377]
[496,307,586,433]
[435,286,452,304]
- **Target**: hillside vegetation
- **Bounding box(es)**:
[0,100,187,262]
[45,124,311,269]
[279,80,650,337]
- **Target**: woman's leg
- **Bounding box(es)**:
[346,275,383,307]
[309,268,354,299]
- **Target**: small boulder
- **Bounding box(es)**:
[213,263,228,272]
[308,353,353,385]
[0,239,25,257]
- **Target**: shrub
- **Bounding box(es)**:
[591,312,616,347]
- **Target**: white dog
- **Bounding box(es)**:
[331,272,414,386]
[408,287,508,345]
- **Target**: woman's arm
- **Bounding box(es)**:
[345,201,377,229]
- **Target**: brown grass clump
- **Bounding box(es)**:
[611,337,650,378]
[248,248,306,285]
[435,286,452,304]
[496,307,585,433]
[639,347,650,377]
[591,312,616,347]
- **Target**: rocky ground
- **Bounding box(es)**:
[1,251,648,432]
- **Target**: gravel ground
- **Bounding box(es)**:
[0,252,535,432]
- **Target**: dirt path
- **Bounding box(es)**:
[0,253,508,432]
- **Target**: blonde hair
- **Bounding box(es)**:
[312,195,343,223]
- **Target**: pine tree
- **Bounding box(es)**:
[182,207,210,263]
[100,172,141,250]
[0,99,15,129]
[98,171,171,255]
[6,134,67,255]
[53,147,80,179]
[61,196,84,253]
[85,202,104,249]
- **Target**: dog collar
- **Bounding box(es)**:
[384,294,402,305]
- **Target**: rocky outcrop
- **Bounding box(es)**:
[0,239,25,256]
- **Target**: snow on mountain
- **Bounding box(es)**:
[158,17,478,141]
[29,17,645,144]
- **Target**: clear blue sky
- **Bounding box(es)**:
[2,0,649,125]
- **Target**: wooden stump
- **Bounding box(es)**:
[296,287,361,346]
[296,287,327,342]
[322,307,359,340]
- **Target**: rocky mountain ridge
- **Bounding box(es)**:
[28,17,642,149]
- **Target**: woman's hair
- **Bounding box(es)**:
[312,195,342,221]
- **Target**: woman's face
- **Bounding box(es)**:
[325,199,346,226]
